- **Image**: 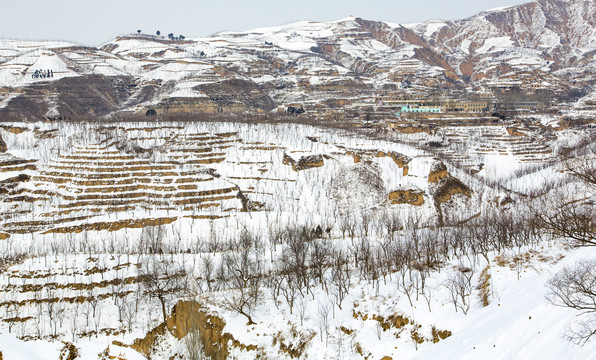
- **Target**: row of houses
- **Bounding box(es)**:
[396,101,490,114]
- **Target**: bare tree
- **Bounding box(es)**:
[280,227,312,296]
[330,250,350,309]
[313,300,332,345]
[565,153,596,189]
[221,234,262,325]
[140,225,166,255]
[280,272,300,314]
[547,259,596,345]
[309,239,331,290]
[444,267,474,314]
[122,301,136,333]
[536,197,595,246]
[200,256,215,292]
[139,256,186,322]
[537,147,596,246]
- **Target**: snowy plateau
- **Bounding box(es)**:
[0,0,595,360]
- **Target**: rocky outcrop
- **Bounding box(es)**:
[129,300,255,360]
[283,153,324,171]
[428,162,448,183]
[433,177,472,204]
[0,135,6,152]
[389,187,424,206]
[499,195,514,207]
[394,125,432,135]
[58,342,79,360]
[506,127,527,137]
[0,75,136,120]
[428,161,473,225]
[375,151,410,176]
[0,126,28,134]
[43,217,177,234]
[0,174,31,196]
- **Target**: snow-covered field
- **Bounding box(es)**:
[0,120,594,359]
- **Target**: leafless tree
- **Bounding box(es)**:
[313,300,332,345]
[280,227,312,296]
[444,267,475,314]
[536,196,595,247]
[330,250,350,309]
[547,259,596,345]
[565,154,596,189]
[309,239,331,290]
[359,210,372,239]
[122,300,136,333]
[398,266,414,307]
[536,147,596,246]
[200,256,215,292]
[140,225,166,255]
[338,215,357,240]
[139,256,186,322]
[280,272,300,314]
[221,234,263,325]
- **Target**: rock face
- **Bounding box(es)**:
[0,174,31,196]
[283,153,324,171]
[428,162,448,183]
[0,135,6,152]
[0,75,136,120]
[389,187,425,206]
[130,300,249,360]
[506,127,527,137]
[375,151,410,176]
[433,177,472,204]
[427,161,473,225]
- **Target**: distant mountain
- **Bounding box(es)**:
[0,0,594,120]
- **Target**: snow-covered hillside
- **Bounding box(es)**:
[0,120,594,359]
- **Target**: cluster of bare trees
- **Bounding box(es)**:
[2,193,592,347]
[548,259,596,345]
[544,149,596,344]
[1,130,594,350]
[176,206,544,325]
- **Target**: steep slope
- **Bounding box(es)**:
[410,0,596,83]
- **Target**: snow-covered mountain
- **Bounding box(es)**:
[0,0,594,120]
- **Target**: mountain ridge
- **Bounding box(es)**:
[0,0,594,120]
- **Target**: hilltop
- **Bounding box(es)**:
[0,0,594,120]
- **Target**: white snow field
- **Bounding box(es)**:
[0,120,594,359]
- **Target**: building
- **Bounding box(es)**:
[398,105,442,114]
[442,101,489,112]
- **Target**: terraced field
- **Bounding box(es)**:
[0,119,590,360]
[0,121,477,340]
[0,128,249,237]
